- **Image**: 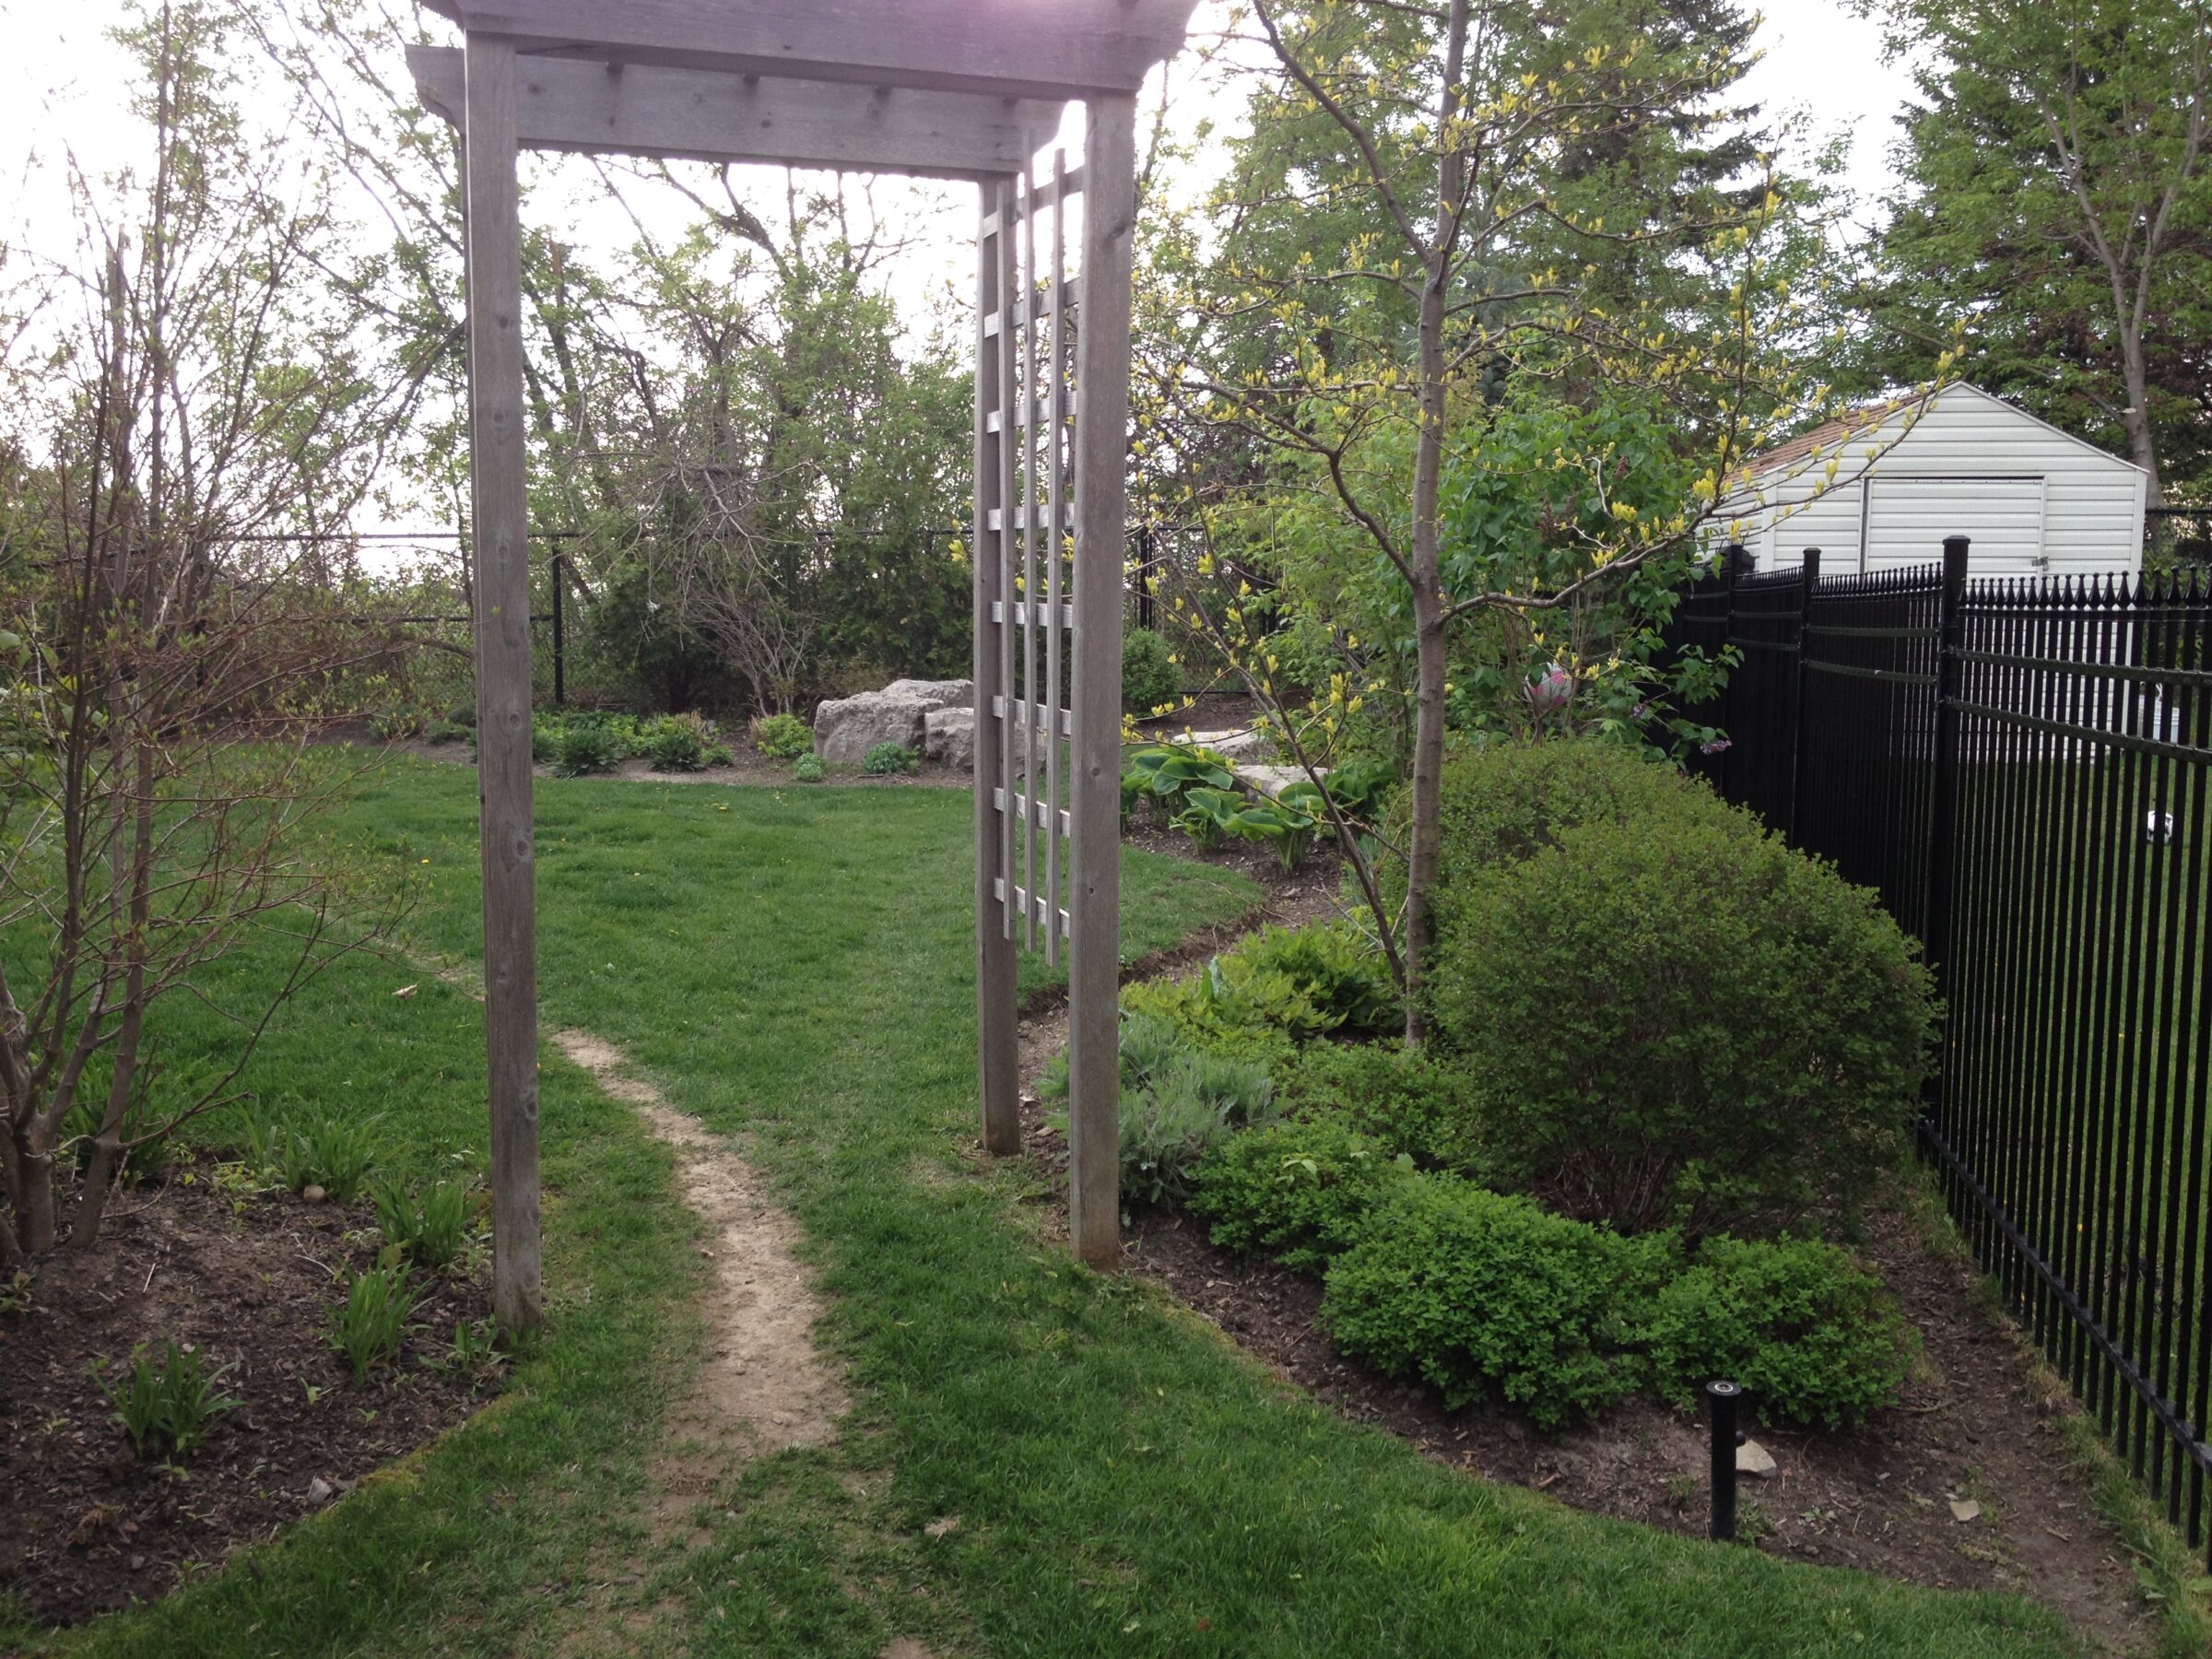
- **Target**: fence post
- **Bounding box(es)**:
[549,550,566,707]
[1788,547,1820,842]
[1721,544,1747,799]
[1924,536,1971,1127]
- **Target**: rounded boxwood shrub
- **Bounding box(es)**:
[1408,739,1714,911]
[1123,627,1181,716]
[1649,1235,1916,1429]
[1189,1117,1412,1272]
[1429,801,1933,1239]
[1320,1175,1679,1430]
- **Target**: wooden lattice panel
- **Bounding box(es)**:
[978,157,1081,965]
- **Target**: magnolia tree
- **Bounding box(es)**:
[1140,0,1941,1037]
[0,1,406,1265]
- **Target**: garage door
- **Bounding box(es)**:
[1865,476,2046,575]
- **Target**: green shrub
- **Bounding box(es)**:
[1320,1176,1679,1430]
[1190,1118,1411,1271]
[329,1253,421,1382]
[862,741,919,776]
[1277,1043,1484,1175]
[1043,1013,1280,1211]
[754,712,813,759]
[1429,739,1712,886]
[1231,923,1399,1037]
[93,1341,241,1461]
[794,753,826,783]
[554,721,627,777]
[1123,628,1182,715]
[641,712,712,771]
[1649,1236,1916,1429]
[1118,924,1396,1067]
[371,1178,474,1270]
[1429,798,1933,1238]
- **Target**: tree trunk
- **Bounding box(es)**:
[15,1147,56,1256]
[1399,0,1471,1047]
[2117,340,2164,511]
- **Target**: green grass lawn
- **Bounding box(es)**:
[18,757,2099,1656]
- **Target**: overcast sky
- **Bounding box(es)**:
[0,0,1924,533]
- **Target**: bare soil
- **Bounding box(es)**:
[548,1029,845,1477]
[0,1163,495,1625]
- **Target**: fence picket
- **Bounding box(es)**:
[1663,547,2212,1559]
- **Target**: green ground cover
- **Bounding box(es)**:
[17,757,2099,1656]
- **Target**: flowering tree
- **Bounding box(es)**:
[1143,0,1926,1038]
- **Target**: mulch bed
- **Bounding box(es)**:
[1111,1196,2159,1653]
[0,1159,498,1626]
[1010,830,2163,1653]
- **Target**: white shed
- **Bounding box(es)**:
[1720,382,2148,579]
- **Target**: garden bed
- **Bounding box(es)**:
[0,1158,497,1625]
[1111,1182,2157,1654]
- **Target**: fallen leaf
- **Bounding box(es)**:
[924,1515,960,1539]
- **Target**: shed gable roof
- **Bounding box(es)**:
[1746,382,2146,480]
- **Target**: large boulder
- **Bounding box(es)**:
[1182,725,1275,761]
[881,677,973,711]
[925,706,976,771]
[814,692,934,768]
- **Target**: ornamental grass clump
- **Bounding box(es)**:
[1427,765,1933,1239]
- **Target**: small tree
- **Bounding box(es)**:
[1147,0,1904,1038]
[0,0,405,1264]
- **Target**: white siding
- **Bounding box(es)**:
[1865,477,2044,575]
[1721,384,2147,578]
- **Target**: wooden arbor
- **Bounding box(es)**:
[410,0,1194,1329]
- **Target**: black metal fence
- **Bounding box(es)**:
[1671,541,2212,1559]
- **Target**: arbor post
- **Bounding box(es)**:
[973,180,1020,1158]
[463,32,543,1335]
[1066,95,1138,1267]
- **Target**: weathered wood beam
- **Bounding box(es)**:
[409,45,1066,179]
[420,0,1198,100]
[1065,94,1137,1269]
[974,180,1020,1159]
[463,34,545,1335]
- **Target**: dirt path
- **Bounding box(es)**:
[550,1030,845,1475]
[538,1030,894,1657]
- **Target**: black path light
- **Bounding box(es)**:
[1706,1379,1746,1542]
